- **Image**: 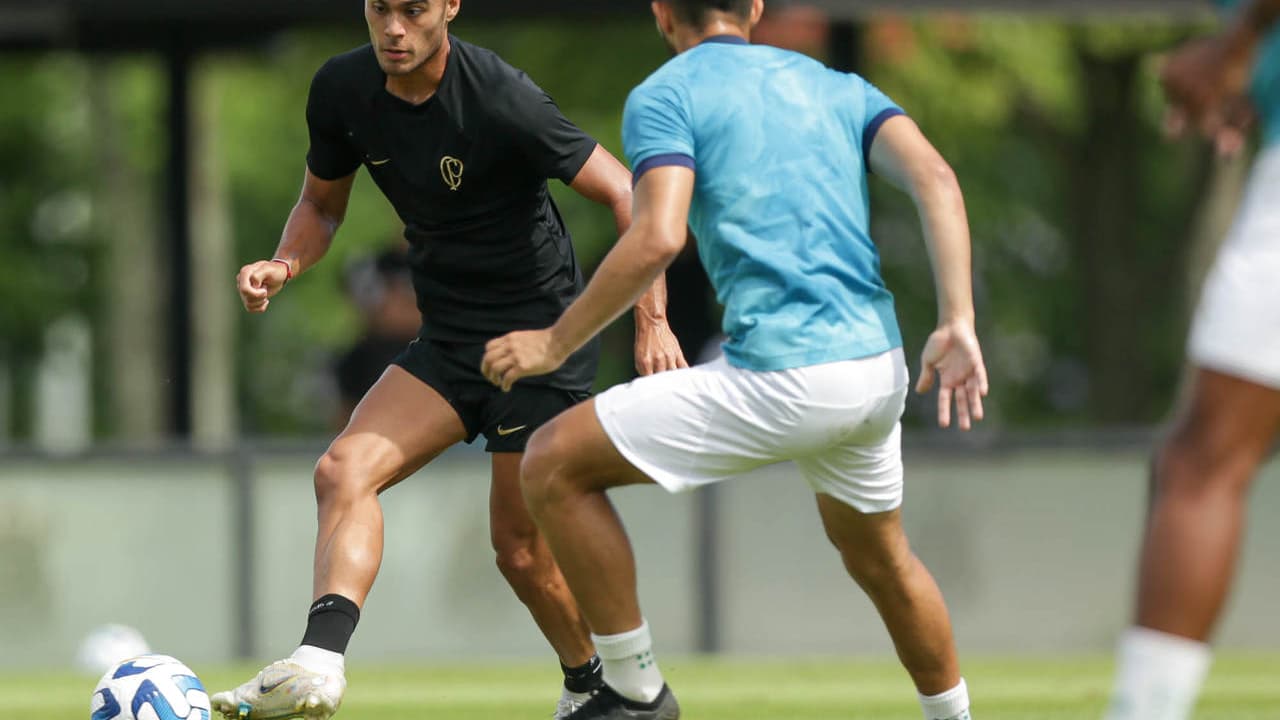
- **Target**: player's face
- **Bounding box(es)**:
[365,0,458,76]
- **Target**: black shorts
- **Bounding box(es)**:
[392,338,594,453]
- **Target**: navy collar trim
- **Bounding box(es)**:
[700,35,749,46]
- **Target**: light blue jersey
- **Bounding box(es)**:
[622,36,905,372]
[1216,0,1280,145]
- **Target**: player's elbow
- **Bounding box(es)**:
[639,226,686,264]
[910,158,963,209]
[608,178,634,214]
[912,158,959,197]
[299,194,347,232]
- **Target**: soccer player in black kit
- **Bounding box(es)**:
[210,2,686,719]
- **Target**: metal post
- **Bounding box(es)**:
[694,485,721,653]
[166,44,193,438]
[230,444,256,660]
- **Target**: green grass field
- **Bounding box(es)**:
[12,655,1280,720]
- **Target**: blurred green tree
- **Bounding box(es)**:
[0,14,1230,440]
[0,56,98,441]
[867,17,1215,428]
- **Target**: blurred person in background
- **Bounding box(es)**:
[331,245,419,427]
[213,1,686,719]
[482,1,986,718]
[1105,1,1280,718]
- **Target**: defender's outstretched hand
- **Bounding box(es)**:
[915,319,989,431]
[483,329,567,392]
[236,260,290,313]
[635,320,689,376]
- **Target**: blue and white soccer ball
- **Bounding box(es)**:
[91,655,211,720]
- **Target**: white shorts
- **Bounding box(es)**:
[1188,145,1280,389]
[594,349,909,513]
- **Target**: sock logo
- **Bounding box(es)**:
[309,600,336,615]
[635,650,655,670]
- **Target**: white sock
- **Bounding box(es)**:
[290,645,346,676]
[919,678,970,720]
[591,620,664,703]
[1105,626,1211,720]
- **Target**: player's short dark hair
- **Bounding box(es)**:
[664,0,754,29]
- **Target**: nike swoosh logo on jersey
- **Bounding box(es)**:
[496,424,528,437]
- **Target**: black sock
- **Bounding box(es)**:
[562,655,603,694]
[299,594,361,654]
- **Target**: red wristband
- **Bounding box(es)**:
[270,258,294,284]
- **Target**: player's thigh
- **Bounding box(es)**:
[489,452,542,548]
[590,361,783,498]
[1188,148,1280,391]
[1164,367,1280,483]
[522,398,657,502]
[486,385,597,538]
[324,365,468,493]
[1189,251,1280,391]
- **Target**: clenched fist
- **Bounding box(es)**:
[236,259,291,313]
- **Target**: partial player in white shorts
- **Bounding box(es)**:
[1187,144,1280,389]
[595,348,909,513]
[1105,19,1280,716]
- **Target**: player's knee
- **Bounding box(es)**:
[836,539,913,592]
[520,426,569,512]
[313,452,354,505]
[313,445,382,505]
[490,514,539,569]
[848,555,913,596]
[1154,423,1252,498]
[493,540,541,586]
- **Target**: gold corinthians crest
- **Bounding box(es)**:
[440,156,464,191]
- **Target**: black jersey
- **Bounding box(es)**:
[304,38,600,389]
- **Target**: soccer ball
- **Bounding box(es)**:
[91,655,211,720]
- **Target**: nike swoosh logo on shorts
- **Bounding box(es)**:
[496,424,528,436]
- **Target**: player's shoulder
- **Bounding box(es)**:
[447,35,565,133]
[311,44,381,95]
[758,44,861,88]
[448,36,528,88]
[626,43,826,109]
[627,58,693,112]
[635,42,824,90]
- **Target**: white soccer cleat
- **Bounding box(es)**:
[210,660,345,720]
[554,687,593,719]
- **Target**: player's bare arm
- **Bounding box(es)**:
[869,115,988,430]
[236,168,355,313]
[482,166,694,391]
[569,144,688,375]
[1162,0,1280,152]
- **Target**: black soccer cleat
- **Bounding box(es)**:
[565,683,680,720]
